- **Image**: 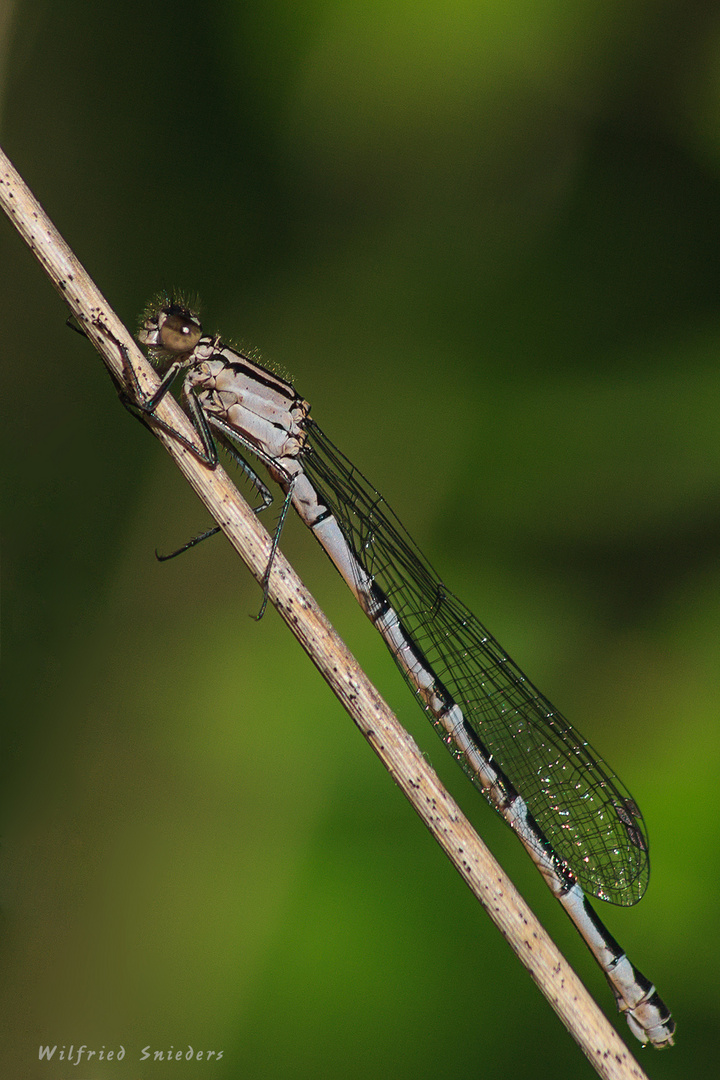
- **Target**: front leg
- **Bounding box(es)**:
[101,320,219,468]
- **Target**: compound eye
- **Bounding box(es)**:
[158,309,202,353]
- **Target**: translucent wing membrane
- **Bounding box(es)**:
[302,420,649,906]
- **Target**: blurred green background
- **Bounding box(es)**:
[0,1,718,1077]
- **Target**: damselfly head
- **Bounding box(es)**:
[138,296,203,356]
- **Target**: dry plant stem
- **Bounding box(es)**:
[0,145,652,1080]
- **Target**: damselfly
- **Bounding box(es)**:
[126,298,674,1048]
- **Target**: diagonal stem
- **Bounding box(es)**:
[0,142,653,1080]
